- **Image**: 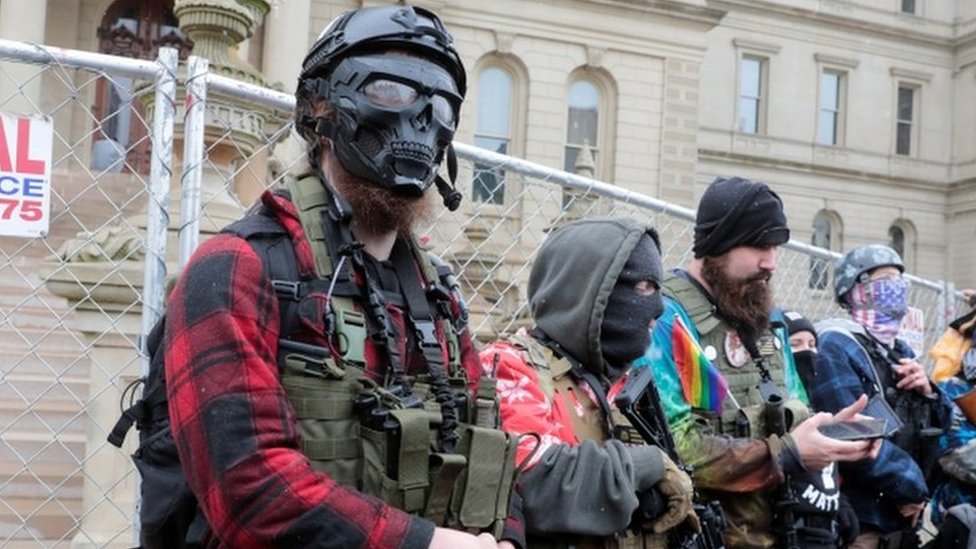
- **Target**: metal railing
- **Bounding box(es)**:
[0,41,968,547]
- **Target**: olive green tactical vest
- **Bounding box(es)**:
[662,272,809,549]
[278,174,518,535]
[508,332,667,549]
[661,273,808,435]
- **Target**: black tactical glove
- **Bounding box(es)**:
[629,488,667,531]
[837,494,860,545]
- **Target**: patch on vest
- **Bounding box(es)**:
[723,331,750,368]
[758,333,779,354]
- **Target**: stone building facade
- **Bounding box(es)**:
[0,0,974,545]
[4,0,974,283]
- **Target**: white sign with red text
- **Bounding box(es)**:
[900,306,925,358]
[0,112,52,238]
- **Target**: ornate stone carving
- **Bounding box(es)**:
[55,225,145,264]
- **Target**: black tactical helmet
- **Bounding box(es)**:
[299,5,466,96]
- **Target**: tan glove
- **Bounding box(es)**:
[649,451,700,534]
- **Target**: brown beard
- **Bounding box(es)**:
[328,163,435,236]
[700,255,774,341]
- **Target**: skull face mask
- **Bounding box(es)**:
[312,53,462,196]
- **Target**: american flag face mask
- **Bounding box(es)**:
[848,277,910,345]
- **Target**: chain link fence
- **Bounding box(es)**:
[0,42,969,547]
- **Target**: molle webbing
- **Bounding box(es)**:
[278,174,515,533]
[660,274,803,434]
[508,332,609,443]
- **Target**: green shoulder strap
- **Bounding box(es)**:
[506,332,572,401]
[662,272,721,336]
[287,173,336,278]
[285,173,367,365]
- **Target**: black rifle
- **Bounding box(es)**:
[736,325,801,549]
[615,365,726,549]
[759,379,800,549]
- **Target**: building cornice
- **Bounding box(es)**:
[707,0,954,49]
[814,53,860,69]
[890,67,934,82]
[437,1,726,60]
[698,147,952,194]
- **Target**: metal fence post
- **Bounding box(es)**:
[141,46,177,362]
[133,46,177,541]
[945,280,957,330]
[180,56,208,268]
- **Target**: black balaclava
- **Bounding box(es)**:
[600,233,664,371]
[693,176,790,258]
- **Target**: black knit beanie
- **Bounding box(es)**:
[693,176,790,258]
[783,310,816,340]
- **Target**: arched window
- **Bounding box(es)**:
[887,219,916,270]
[472,66,513,204]
[809,210,842,290]
[564,79,601,173]
[92,0,192,174]
[888,225,905,259]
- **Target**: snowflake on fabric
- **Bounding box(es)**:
[497,376,534,405]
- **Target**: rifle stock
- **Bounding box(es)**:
[615,366,726,549]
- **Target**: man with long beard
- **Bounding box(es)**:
[159,5,522,549]
[633,176,880,548]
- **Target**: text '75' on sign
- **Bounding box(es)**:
[0,111,52,238]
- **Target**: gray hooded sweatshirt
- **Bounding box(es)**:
[519,217,667,537]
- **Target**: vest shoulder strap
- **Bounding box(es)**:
[286,173,337,279]
[506,332,573,401]
[662,273,721,335]
[283,172,463,371]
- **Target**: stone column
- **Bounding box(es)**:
[40,246,147,549]
[259,0,312,172]
[0,0,48,114]
[173,0,286,212]
[262,0,310,89]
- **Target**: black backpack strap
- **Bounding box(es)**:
[223,208,305,340]
[107,314,167,448]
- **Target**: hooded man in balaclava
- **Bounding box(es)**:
[480,217,698,548]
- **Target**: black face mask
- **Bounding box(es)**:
[318,54,462,195]
[793,350,818,391]
[600,235,664,372]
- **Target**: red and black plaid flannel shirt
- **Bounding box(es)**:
[164,189,524,548]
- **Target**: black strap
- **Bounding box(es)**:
[531,329,615,438]
[319,185,412,393]
[390,239,459,453]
